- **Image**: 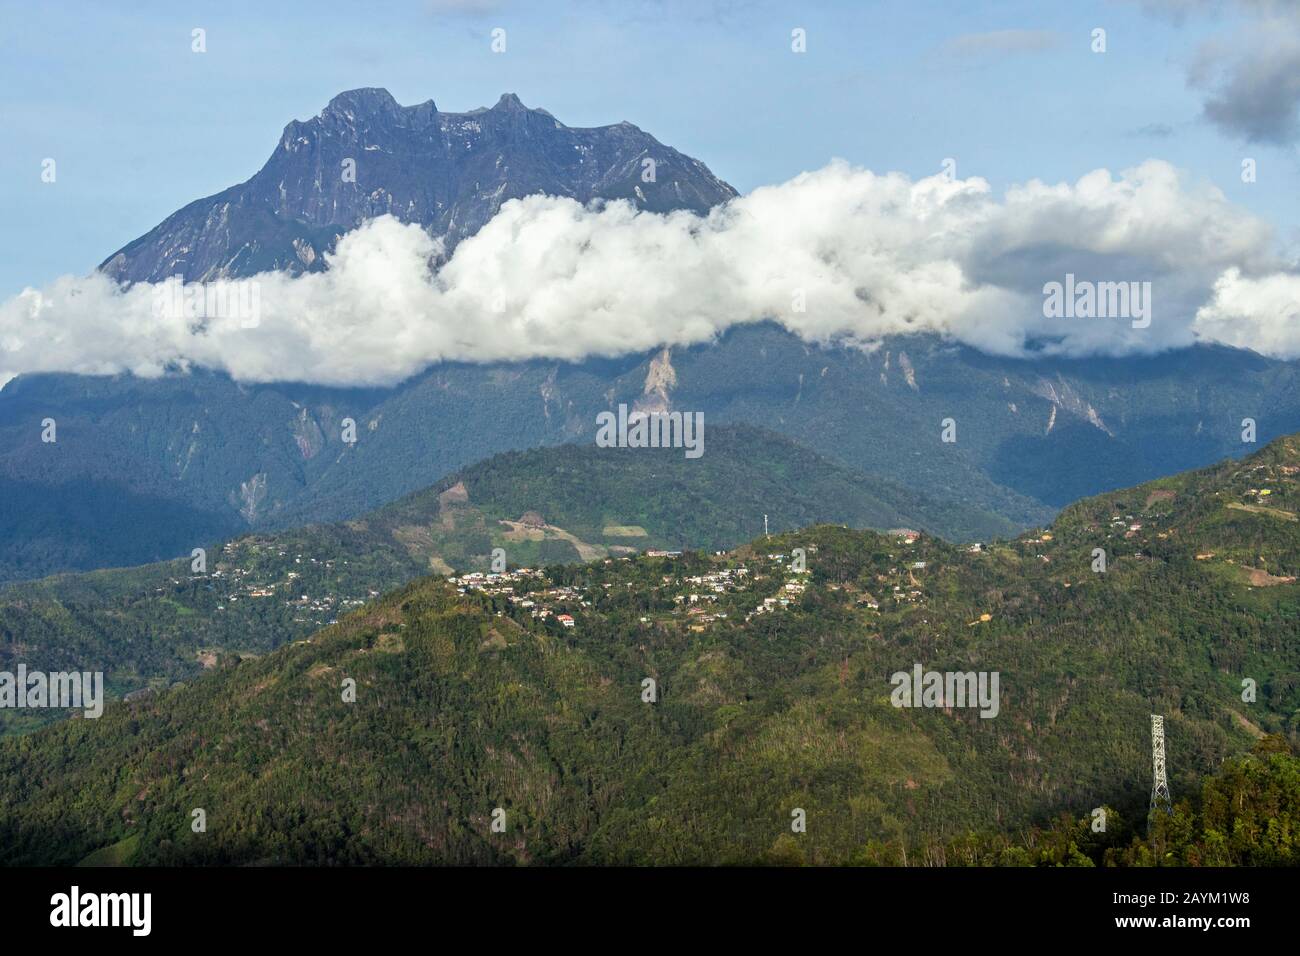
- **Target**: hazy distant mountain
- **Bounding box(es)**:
[9,319,1300,583]
[99,89,737,284]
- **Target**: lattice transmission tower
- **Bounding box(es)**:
[1149,714,1172,825]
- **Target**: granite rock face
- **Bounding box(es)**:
[99,89,738,284]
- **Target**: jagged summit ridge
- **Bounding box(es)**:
[99,88,737,284]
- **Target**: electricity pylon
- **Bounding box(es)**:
[1149,714,1172,826]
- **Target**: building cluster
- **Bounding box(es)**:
[187,544,374,627]
[680,566,750,595]
[745,563,808,620]
[448,569,589,624]
[869,561,926,607]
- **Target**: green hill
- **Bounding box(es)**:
[0,425,1002,734]
[2,434,1299,864]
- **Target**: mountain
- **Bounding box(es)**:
[0,424,1008,734]
[9,321,1300,584]
[0,369,378,582]
[99,89,737,284]
[6,90,1300,586]
[2,432,1298,865]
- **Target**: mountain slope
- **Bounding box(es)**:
[234,325,1300,536]
[2,432,1298,864]
[0,369,385,582]
[0,424,1004,733]
[99,89,737,284]
[10,323,1300,585]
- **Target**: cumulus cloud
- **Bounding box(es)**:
[1128,1,1300,144]
[1193,268,1300,356]
[1,159,1297,387]
[1147,0,1300,144]
[1189,18,1300,144]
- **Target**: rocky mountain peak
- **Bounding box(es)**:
[492,92,528,112]
[323,87,404,116]
[100,89,737,285]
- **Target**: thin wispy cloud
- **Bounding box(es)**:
[1131,0,1228,22]
[1131,122,1177,138]
[425,0,504,17]
[1131,0,1285,22]
[942,29,1061,58]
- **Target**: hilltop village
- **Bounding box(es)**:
[152,540,387,632]
[155,524,964,650]
[450,554,807,628]
[444,532,950,635]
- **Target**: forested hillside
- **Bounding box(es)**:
[0,425,991,734]
[2,433,1298,864]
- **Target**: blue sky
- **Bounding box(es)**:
[1,0,1296,298]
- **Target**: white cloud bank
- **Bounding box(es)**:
[2,159,1298,387]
